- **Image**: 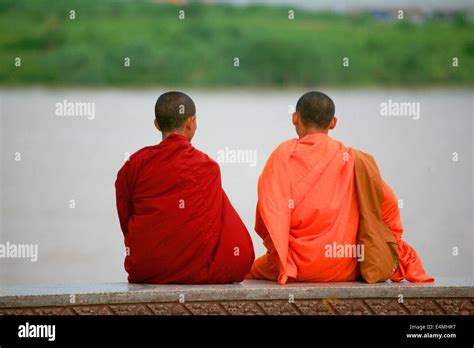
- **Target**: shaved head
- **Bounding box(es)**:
[154,91,196,132]
[296,91,335,129]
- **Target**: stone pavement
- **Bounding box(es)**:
[0,279,472,315]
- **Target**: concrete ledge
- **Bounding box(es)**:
[1,279,473,315]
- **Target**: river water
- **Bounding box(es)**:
[0,88,472,285]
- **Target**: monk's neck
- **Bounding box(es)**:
[297,128,329,139]
[162,131,189,142]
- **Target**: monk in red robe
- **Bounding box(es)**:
[115,91,254,284]
[247,91,433,285]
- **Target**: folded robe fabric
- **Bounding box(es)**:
[353,149,399,283]
[115,133,255,284]
[246,133,433,284]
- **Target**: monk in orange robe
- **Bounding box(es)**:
[247,91,433,285]
[116,91,254,284]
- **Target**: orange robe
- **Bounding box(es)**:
[247,133,433,285]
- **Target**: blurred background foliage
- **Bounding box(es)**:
[0,0,473,87]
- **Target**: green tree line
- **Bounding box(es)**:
[0,0,473,86]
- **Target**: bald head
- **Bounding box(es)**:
[296,91,335,129]
[154,91,196,133]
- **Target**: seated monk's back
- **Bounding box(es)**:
[115,134,254,284]
[287,133,359,282]
[249,132,433,284]
[248,133,359,283]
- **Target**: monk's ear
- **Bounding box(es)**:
[184,115,195,130]
[154,119,162,132]
[328,116,337,130]
[292,112,298,125]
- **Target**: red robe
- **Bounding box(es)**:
[115,133,254,284]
